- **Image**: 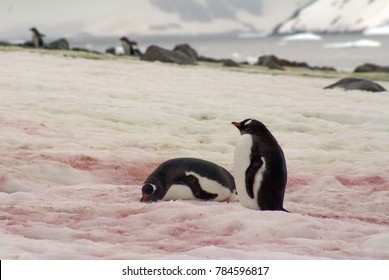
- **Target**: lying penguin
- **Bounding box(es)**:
[140,157,236,202]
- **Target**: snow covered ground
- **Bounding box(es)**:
[0,49,388,259]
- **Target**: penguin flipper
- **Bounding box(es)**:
[184,175,218,200]
[245,159,263,199]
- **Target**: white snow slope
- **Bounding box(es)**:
[79,0,266,37]
[276,0,389,34]
[0,50,388,259]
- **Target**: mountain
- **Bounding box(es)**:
[274,0,389,34]
[1,0,309,40]
[77,0,308,38]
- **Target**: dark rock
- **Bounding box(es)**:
[0,41,11,46]
[223,59,240,67]
[278,58,298,67]
[197,56,225,63]
[324,77,387,92]
[48,38,70,50]
[278,58,336,71]
[141,45,196,65]
[317,66,337,72]
[20,41,35,48]
[105,47,117,55]
[254,53,337,71]
[71,48,101,55]
[173,44,198,61]
[354,63,389,73]
[256,55,284,70]
[292,61,310,69]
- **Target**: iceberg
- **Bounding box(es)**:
[323,39,382,49]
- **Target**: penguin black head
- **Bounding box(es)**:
[231,118,270,135]
[30,27,44,37]
[140,183,158,202]
[119,37,137,45]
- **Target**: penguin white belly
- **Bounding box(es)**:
[32,35,39,47]
[162,184,195,201]
[185,171,234,202]
[233,134,266,209]
[161,172,234,202]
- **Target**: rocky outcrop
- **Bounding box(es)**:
[105,47,116,55]
[256,55,336,71]
[324,77,387,92]
[141,45,196,65]
[173,44,198,61]
[222,59,240,67]
[197,56,226,63]
[354,63,389,73]
[256,55,284,70]
[72,48,101,54]
[48,38,70,50]
[0,41,11,46]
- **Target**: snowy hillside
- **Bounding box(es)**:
[79,0,262,37]
[1,0,309,40]
[77,0,306,38]
[0,49,389,259]
[275,0,389,34]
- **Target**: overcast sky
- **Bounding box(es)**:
[1,0,135,37]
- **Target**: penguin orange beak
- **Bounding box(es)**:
[140,195,149,202]
[231,121,240,128]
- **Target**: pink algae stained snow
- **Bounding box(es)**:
[38,154,160,185]
[335,175,389,191]
[286,175,311,191]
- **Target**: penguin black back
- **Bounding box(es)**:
[232,118,287,211]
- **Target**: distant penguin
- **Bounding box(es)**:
[120,37,141,56]
[232,118,287,211]
[140,158,237,202]
[30,27,45,48]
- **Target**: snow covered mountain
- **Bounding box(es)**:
[274,0,389,34]
[77,0,307,38]
[1,0,309,40]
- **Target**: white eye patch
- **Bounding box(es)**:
[244,119,253,126]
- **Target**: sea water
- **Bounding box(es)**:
[76,33,389,72]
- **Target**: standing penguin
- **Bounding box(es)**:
[30,27,45,48]
[140,157,236,202]
[119,37,142,56]
[232,118,287,211]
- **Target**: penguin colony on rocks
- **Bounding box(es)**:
[16,27,141,55]
[141,119,288,212]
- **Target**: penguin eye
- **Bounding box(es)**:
[142,184,156,195]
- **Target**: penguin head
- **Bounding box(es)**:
[119,37,130,43]
[232,118,268,135]
[30,27,45,37]
[140,183,158,202]
[120,37,137,45]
